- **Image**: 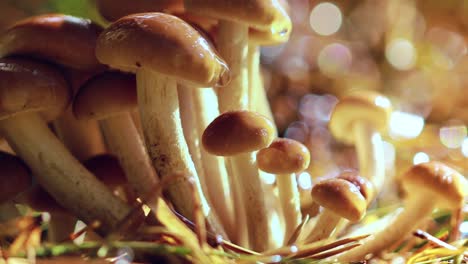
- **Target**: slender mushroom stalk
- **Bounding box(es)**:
[0,14,107,161]
[202,110,275,251]
[96,13,229,236]
[329,91,392,193]
[73,72,158,199]
[0,151,32,221]
[0,57,130,235]
[338,161,468,262]
[256,138,310,243]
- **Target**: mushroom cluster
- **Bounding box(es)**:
[0,1,467,264]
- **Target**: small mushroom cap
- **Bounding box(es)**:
[96,0,183,22]
[402,161,468,209]
[329,91,392,144]
[96,13,229,87]
[248,0,292,45]
[184,0,291,34]
[311,179,367,222]
[338,170,375,204]
[202,110,275,156]
[73,72,136,120]
[257,138,310,174]
[0,57,71,121]
[83,154,127,187]
[0,151,32,203]
[0,14,103,70]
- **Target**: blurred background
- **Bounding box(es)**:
[1,0,467,203]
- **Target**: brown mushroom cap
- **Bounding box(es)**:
[73,72,137,120]
[96,13,229,87]
[338,170,375,204]
[402,161,467,209]
[329,91,392,144]
[83,154,127,187]
[0,151,32,203]
[0,14,103,70]
[257,138,310,174]
[96,0,184,22]
[184,0,291,34]
[311,179,367,222]
[202,110,275,156]
[0,57,71,121]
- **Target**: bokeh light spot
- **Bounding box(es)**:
[439,125,467,148]
[317,43,352,77]
[385,38,417,70]
[309,2,343,36]
[413,152,430,165]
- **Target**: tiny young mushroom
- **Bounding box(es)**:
[303,178,367,244]
[256,138,310,243]
[96,13,228,236]
[337,161,468,262]
[0,57,130,235]
[0,14,107,161]
[202,110,276,251]
[0,151,32,221]
[329,91,392,193]
[73,71,159,199]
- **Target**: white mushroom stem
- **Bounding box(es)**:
[100,112,159,199]
[230,153,270,251]
[277,173,301,243]
[192,87,236,240]
[304,209,342,244]
[216,21,249,112]
[353,121,385,192]
[136,69,225,236]
[0,112,130,234]
[337,194,433,262]
[54,107,106,161]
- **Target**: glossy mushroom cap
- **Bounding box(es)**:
[202,110,275,156]
[0,151,32,203]
[402,161,467,209]
[96,13,229,87]
[311,179,367,222]
[96,0,183,22]
[184,0,291,34]
[83,154,127,188]
[0,14,103,70]
[257,138,310,174]
[0,57,71,121]
[73,72,137,120]
[248,0,292,45]
[329,91,392,144]
[338,170,375,204]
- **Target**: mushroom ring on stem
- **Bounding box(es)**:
[0,57,130,235]
[337,161,468,262]
[256,138,310,243]
[329,91,392,193]
[96,12,229,236]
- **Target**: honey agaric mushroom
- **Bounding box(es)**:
[329,91,392,193]
[305,178,367,244]
[96,0,183,22]
[0,57,130,234]
[203,110,275,250]
[256,138,310,243]
[338,161,468,262]
[0,14,107,161]
[96,13,228,236]
[73,72,158,199]
[0,151,32,221]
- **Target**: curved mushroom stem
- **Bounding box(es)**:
[100,112,159,199]
[303,209,341,244]
[0,112,130,235]
[230,153,270,251]
[0,201,20,221]
[353,121,385,193]
[136,69,225,237]
[54,107,106,161]
[192,87,236,240]
[277,173,301,243]
[217,21,249,112]
[337,194,433,262]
